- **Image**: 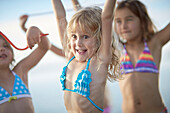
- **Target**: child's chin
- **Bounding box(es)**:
[76,56,87,62]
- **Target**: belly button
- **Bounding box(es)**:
[137,101,141,105]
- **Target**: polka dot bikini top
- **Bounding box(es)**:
[0,71,31,104]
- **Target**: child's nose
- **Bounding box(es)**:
[122,21,127,29]
[0,47,5,52]
[76,38,83,46]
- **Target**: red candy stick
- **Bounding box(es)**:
[0,31,48,51]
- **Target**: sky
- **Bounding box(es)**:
[0,0,170,113]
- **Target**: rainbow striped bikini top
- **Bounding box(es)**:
[120,41,159,74]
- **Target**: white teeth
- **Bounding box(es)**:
[78,50,84,52]
[76,49,87,55]
[76,49,85,52]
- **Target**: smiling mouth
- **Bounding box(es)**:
[0,54,7,59]
[122,31,130,34]
[76,49,87,55]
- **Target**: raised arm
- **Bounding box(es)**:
[157,23,170,46]
[51,44,65,57]
[50,0,81,57]
[14,26,51,75]
[51,0,67,47]
[100,0,116,63]
[19,14,64,57]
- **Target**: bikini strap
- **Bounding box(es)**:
[67,56,91,70]
[123,44,127,55]
[86,97,104,112]
[67,56,75,66]
[86,58,91,70]
[11,71,16,77]
[144,40,147,47]
[144,41,150,51]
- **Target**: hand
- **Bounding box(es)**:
[20,15,28,24]
[26,26,42,49]
[20,15,28,32]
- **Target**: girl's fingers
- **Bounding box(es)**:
[27,37,35,49]
[27,38,32,49]
[35,36,41,43]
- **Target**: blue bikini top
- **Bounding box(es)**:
[60,56,104,112]
[0,71,31,104]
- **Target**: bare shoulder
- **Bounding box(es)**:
[90,56,109,73]
[149,24,170,50]
[89,56,108,83]
[12,60,26,78]
[12,62,29,85]
[150,23,170,47]
[66,51,74,61]
[148,34,160,48]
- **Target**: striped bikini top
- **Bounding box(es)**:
[60,56,104,112]
[120,41,159,74]
[0,71,31,104]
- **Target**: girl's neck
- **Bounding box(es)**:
[125,36,143,48]
[0,68,11,78]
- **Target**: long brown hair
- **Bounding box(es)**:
[115,0,157,41]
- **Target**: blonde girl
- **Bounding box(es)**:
[51,0,121,112]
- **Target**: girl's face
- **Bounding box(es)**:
[115,8,142,41]
[0,38,13,66]
[70,27,98,62]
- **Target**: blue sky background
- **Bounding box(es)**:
[0,0,170,113]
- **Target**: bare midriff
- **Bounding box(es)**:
[119,72,165,113]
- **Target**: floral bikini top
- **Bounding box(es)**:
[0,71,31,104]
[120,41,159,74]
[60,56,104,112]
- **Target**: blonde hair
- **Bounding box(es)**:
[64,6,121,81]
[64,7,102,54]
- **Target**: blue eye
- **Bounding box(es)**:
[83,35,89,39]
